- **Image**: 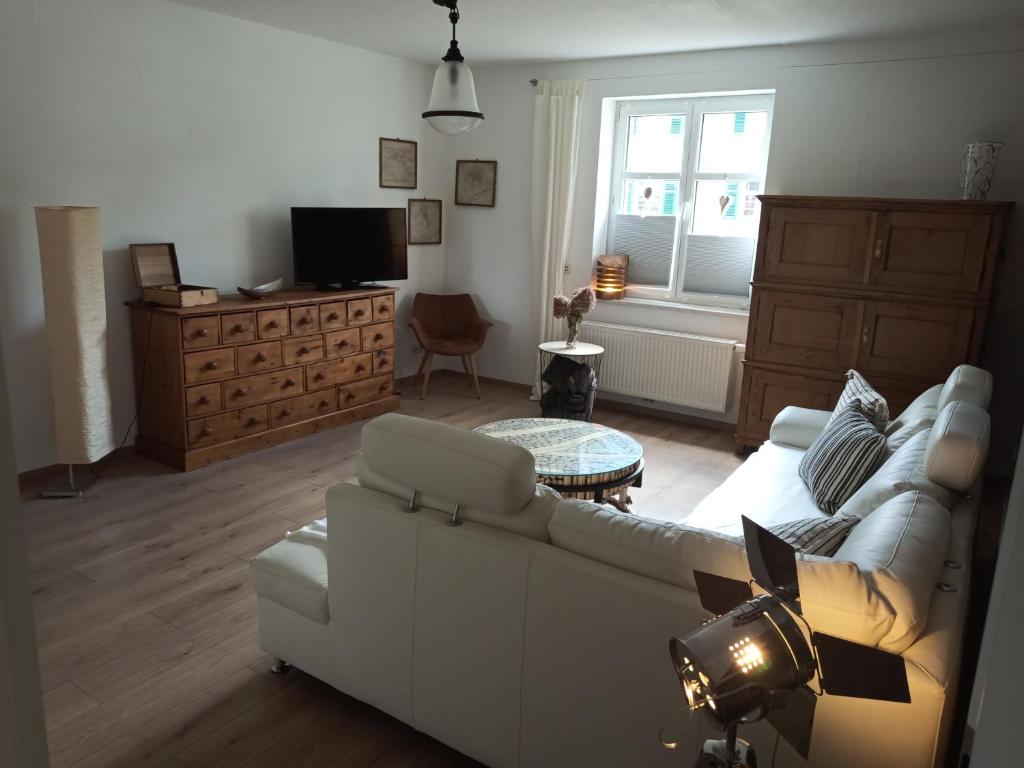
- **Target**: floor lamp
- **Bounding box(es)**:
[34,206,116,498]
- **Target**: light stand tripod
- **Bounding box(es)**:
[694,722,758,768]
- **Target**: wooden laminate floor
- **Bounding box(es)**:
[20,371,742,768]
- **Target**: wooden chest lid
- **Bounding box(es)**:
[130,243,181,288]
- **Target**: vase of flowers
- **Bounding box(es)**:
[552,286,596,348]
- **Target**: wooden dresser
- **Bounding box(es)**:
[736,195,1011,450]
[128,288,399,470]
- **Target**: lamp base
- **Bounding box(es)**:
[39,464,91,499]
[695,736,757,768]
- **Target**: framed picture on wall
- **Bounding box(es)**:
[455,160,497,207]
[408,198,442,245]
[379,138,418,189]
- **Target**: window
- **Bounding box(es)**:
[605,93,773,308]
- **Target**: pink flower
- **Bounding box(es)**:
[569,286,596,315]
[552,295,570,319]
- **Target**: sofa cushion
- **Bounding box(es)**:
[885,384,941,452]
[836,429,955,519]
[359,413,536,516]
[799,402,888,515]
[768,516,859,556]
[829,370,889,430]
[924,401,990,492]
[769,406,831,450]
[686,442,825,536]
[250,537,329,624]
[547,500,749,591]
[937,364,993,412]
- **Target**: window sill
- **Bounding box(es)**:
[605,296,750,318]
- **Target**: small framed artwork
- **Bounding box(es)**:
[408,198,442,245]
[379,138,417,189]
[455,160,497,207]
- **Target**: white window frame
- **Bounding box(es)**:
[606,92,774,310]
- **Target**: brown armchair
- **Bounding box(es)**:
[409,293,492,399]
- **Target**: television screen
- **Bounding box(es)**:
[291,207,407,289]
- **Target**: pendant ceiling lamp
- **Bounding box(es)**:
[422,0,484,135]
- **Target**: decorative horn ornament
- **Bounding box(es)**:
[422,0,485,135]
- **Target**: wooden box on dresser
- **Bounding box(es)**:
[736,195,1012,450]
[128,289,399,470]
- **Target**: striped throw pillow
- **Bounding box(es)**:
[768,516,859,556]
[829,370,889,430]
[799,402,887,515]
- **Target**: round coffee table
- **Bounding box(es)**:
[474,418,643,508]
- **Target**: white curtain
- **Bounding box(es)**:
[530,79,585,398]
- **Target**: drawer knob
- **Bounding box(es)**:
[354,309,365,318]
[235,386,249,397]
[379,358,389,367]
[378,305,390,314]
[373,333,384,342]
[299,345,311,355]
[285,378,297,387]
[356,364,366,373]
[314,371,326,381]
[319,399,330,408]
[345,392,356,402]
[298,316,310,325]
[203,360,219,371]
[327,312,339,321]
[335,339,349,348]
[246,417,260,427]
[267,320,279,329]
[280,407,293,417]
[255,352,267,362]
[200,425,213,437]
[197,395,210,405]
[379,383,388,393]
[233,324,245,334]
[195,328,208,338]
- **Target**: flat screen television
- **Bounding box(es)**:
[291,207,408,289]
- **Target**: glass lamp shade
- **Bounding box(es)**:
[423,60,484,135]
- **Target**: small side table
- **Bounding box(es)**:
[537,340,605,396]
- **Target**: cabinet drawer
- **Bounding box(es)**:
[373,348,393,375]
[283,334,325,366]
[762,207,875,285]
[223,367,303,409]
[290,305,320,335]
[871,212,991,294]
[739,367,844,443]
[188,405,268,448]
[185,383,222,418]
[181,316,220,350]
[361,322,394,352]
[750,290,860,370]
[306,353,372,390]
[257,308,289,339]
[325,329,361,359]
[372,295,395,322]
[184,347,236,384]
[221,312,256,344]
[320,301,347,332]
[237,340,282,374]
[339,374,394,410]
[269,390,338,429]
[858,301,974,381]
[347,299,372,325]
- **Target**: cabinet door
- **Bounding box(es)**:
[871,211,991,294]
[738,366,844,445]
[761,207,875,285]
[858,301,974,381]
[751,290,860,370]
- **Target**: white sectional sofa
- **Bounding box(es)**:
[251,365,992,768]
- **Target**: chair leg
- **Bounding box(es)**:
[420,353,434,400]
[468,354,482,399]
[460,355,473,389]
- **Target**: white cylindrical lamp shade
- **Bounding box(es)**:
[34,206,116,465]
[423,60,484,135]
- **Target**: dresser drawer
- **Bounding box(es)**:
[347,299,372,325]
[306,353,372,390]
[320,301,348,332]
[221,312,256,344]
[257,308,289,339]
[372,295,395,322]
[325,329,361,359]
[283,334,325,366]
[373,348,393,374]
[223,367,303,409]
[237,340,282,374]
[181,316,220,350]
[361,322,394,352]
[184,347,236,384]
[290,305,319,335]
[339,375,394,409]
[188,405,268,448]
[269,390,338,429]
[185,383,222,417]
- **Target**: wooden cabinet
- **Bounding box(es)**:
[737,195,1010,449]
[129,288,399,471]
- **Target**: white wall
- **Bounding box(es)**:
[444,31,1024,464]
[0,0,449,472]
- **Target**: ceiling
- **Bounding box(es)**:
[172,0,1024,64]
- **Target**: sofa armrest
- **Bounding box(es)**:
[769,406,832,449]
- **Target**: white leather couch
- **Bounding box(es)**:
[251,365,992,768]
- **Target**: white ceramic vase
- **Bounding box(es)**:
[960,141,1003,200]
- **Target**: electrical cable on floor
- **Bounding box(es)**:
[769,729,781,768]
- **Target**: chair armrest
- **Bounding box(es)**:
[470,317,492,345]
[769,406,832,449]
[408,317,430,347]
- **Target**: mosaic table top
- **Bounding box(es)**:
[474,418,643,478]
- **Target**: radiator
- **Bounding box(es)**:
[580,321,737,413]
